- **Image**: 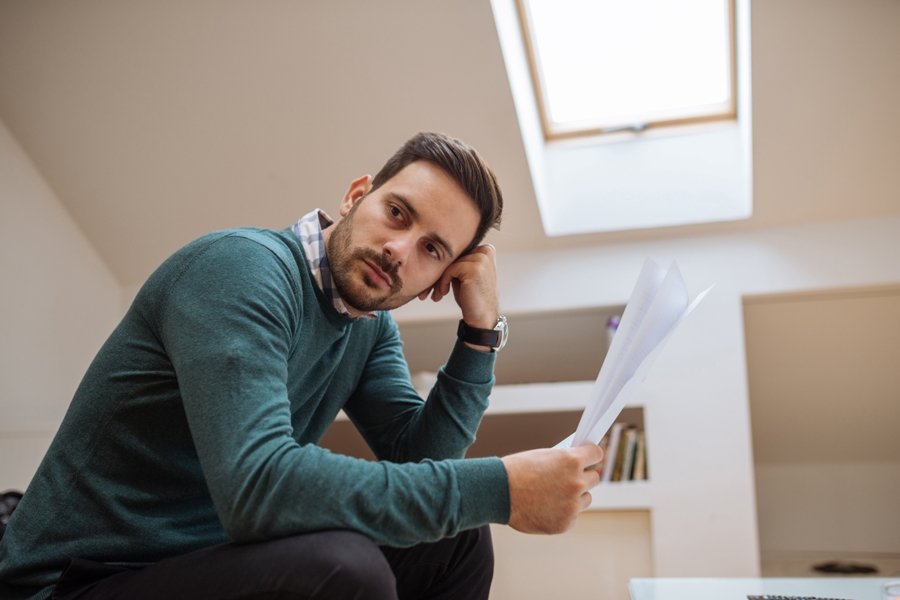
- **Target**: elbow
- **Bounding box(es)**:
[219,506,267,543]
[213,469,283,542]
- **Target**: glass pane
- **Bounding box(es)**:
[524,0,732,131]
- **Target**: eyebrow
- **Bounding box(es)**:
[388,192,456,259]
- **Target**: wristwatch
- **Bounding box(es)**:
[457,316,509,351]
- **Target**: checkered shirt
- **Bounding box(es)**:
[291,209,377,320]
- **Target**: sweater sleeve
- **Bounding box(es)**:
[160,234,509,546]
[342,315,498,464]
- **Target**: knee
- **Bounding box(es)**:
[299,530,397,600]
[455,525,495,599]
[460,525,495,572]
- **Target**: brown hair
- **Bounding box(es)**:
[370,132,503,255]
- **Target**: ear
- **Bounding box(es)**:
[340,175,374,217]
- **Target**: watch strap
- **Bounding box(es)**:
[457,319,502,349]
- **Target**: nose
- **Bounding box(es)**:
[382,233,415,267]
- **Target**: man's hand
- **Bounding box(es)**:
[501,444,605,534]
[419,245,500,347]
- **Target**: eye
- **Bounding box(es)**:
[424,242,441,259]
[388,205,403,220]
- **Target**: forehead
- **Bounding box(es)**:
[376,161,481,256]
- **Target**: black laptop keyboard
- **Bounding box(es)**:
[747,596,853,600]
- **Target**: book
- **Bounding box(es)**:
[632,430,646,481]
[624,428,640,481]
[601,422,624,482]
[618,428,639,481]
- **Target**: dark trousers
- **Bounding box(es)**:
[51,526,494,600]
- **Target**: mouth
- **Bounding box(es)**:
[362,259,392,288]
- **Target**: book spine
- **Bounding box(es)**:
[620,428,638,481]
[611,427,632,482]
[632,431,645,480]
[601,423,623,482]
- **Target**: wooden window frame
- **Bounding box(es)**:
[516,0,738,140]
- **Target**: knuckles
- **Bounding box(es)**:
[561,451,581,471]
[563,478,583,496]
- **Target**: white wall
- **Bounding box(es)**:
[0,117,121,489]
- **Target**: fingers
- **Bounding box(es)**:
[571,445,604,490]
[567,446,602,493]
[579,491,593,511]
[428,244,497,307]
[430,268,454,302]
[468,243,495,259]
[572,443,605,468]
[582,465,601,492]
[502,447,603,535]
[449,245,500,326]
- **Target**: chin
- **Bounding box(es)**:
[341,284,391,313]
[337,267,411,313]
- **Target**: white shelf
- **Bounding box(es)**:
[588,481,651,511]
[486,380,594,414]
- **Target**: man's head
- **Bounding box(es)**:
[369,132,503,255]
[323,132,503,316]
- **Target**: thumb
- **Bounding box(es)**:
[573,443,605,469]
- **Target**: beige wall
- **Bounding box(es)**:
[490,511,653,600]
[745,287,900,557]
[755,461,900,556]
[0,117,121,488]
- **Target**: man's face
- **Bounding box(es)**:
[324,161,481,315]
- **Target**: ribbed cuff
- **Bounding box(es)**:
[455,456,511,528]
[442,338,496,385]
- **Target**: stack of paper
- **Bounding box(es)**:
[555,259,713,449]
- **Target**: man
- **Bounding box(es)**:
[0,133,604,600]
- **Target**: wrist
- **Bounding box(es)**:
[444,338,497,384]
[461,313,498,330]
[457,316,508,352]
[464,340,494,353]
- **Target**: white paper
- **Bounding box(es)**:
[554,259,713,449]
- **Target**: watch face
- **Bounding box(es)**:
[494,316,509,351]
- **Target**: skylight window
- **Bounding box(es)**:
[518,0,736,139]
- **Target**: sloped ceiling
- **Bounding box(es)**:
[744,285,900,464]
[1,0,899,285]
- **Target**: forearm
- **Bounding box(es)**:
[398,340,496,461]
[211,444,509,546]
[345,337,496,463]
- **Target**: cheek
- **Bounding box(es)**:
[402,258,442,289]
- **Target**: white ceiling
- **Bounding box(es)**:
[1,0,899,286]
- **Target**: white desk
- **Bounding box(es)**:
[629,578,897,600]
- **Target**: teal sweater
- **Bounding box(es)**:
[0,228,510,600]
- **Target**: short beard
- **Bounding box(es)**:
[326,203,413,312]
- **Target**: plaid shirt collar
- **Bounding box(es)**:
[291,209,377,320]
